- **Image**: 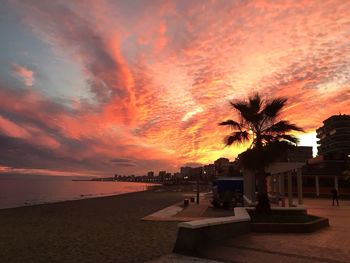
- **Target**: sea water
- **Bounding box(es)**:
[0,175,155,209]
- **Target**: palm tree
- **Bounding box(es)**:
[219,93,303,212]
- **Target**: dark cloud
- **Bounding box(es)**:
[18,0,131,105]
[183,162,203,168]
[110,158,132,163]
[0,134,92,171]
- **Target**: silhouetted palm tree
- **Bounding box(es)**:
[219,93,303,212]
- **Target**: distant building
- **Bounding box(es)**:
[180,166,202,180]
[158,171,166,181]
[278,146,313,163]
[317,114,350,160]
[180,166,192,177]
[147,171,154,177]
[228,161,241,177]
[214,158,230,176]
[203,164,215,180]
[191,167,203,180]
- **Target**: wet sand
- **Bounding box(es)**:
[0,188,186,263]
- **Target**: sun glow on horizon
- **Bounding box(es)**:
[297,132,318,157]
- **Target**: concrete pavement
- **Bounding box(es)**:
[200,198,350,263]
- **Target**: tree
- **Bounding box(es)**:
[219,93,303,212]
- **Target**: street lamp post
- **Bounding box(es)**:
[196,172,200,204]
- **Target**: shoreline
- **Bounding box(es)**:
[0,183,206,211]
[0,180,160,211]
[0,186,157,211]
[0,187,187,262]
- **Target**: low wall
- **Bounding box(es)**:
[246,206,308,215]
[251,217,329,233]
[173,208,250,256]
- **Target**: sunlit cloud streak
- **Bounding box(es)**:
[0,0,349,175]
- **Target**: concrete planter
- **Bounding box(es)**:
[173,207,251,256]
[173,220,250,256]
[251,216,329,233]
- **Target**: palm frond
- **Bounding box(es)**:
[230,100,263,124]
[230,101,250,116]
[218,120,241,130]
[263,98,287,118]
[264,120,304,133]
[225,131,250,146]
[249,93,262,114]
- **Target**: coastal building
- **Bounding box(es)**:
[316,114,350,160]
[300,158,349,196]
[180,166,203,180]
[243,144,334,205]
[228,161,241,177]
[213,158,241,177]
[260,116,350,201]
[203,164,215,181]
[296,114,350,196]
[147,171,154,177]
[279,146,313,162]
[214,158,230,176]
[158,171,166,182]
[180,166,192,178]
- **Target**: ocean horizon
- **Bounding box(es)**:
[0,174,155,209]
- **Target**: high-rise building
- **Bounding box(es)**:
[316,114,350,159]
[147,171,154,177]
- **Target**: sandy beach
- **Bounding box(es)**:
[0,188,186,263]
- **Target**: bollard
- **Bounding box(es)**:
[184,199,189,207]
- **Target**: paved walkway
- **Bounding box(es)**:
[147,254,223,263]
[200,198,350,263]
[142,193,233,221]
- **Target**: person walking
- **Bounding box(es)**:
[331,188,339,206]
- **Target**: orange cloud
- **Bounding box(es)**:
[2,0,349,176]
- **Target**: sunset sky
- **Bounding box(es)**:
[0,0,349,177]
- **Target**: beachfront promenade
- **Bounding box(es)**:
[195,198,350,263]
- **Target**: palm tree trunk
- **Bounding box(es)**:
[255,136,271,213]
[257,170,267,194]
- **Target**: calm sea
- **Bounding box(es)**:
[0,175,156,209]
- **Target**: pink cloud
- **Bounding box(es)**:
[11,63,34,86]
[0,115,30,139]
